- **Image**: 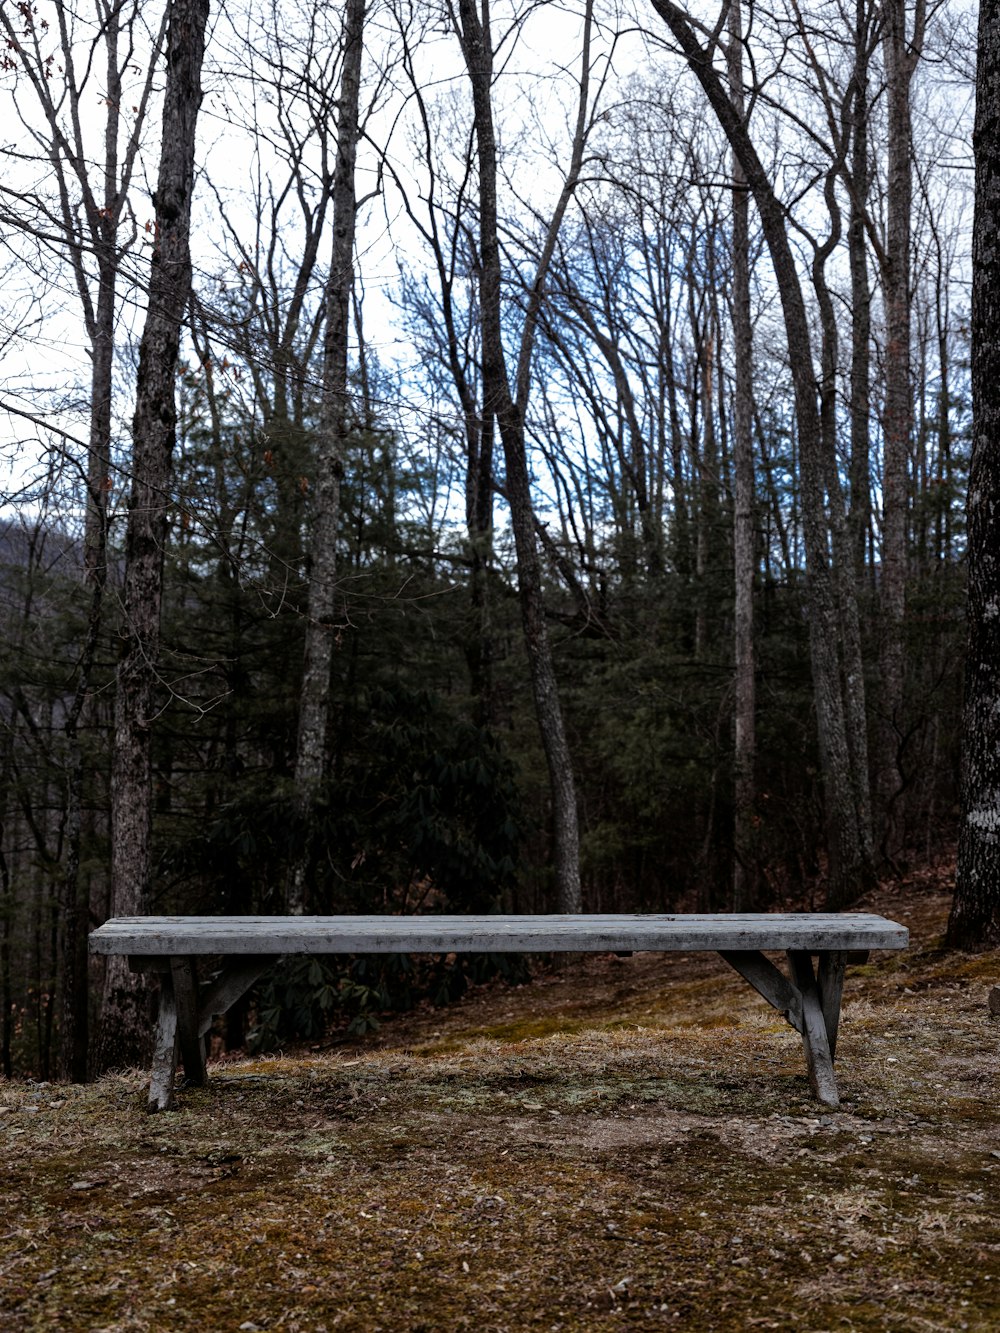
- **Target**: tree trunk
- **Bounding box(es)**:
[97,0,210,1072]
[727,0,757,909]
[948,0,1000,951]
[287,0,366,915]
[1,1,166,1082]
[457,0,585,912]
[812,157,877,905]
[58,62,125,1082]
[59,250,115,1084]
[651,0,876,907]
[848,0,873,575]
[465,416,497,727]
[0,734,13,1080]
[876,0,922,863]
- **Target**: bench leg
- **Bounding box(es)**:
[149,978,179,1113]
[817,950,848,1058]
[196,956,276,1039]
[171,956,207,1087]
[787,951,839,1108]
[721,948,848,1107]
[719,950,804,1034]
[145,956,274,1112]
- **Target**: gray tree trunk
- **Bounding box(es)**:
[811,186,876,906]
[651,0,876,907]
[287,0,366,915]
[97,0,210,1072]
[61,6,166,1084]
[876,0,924,862]
[1,1,167,1081]
[379,48,499,726]
[727,0,756,910]
[457,0,588,912]
[948,0,1000,951]
[848,0,873,576]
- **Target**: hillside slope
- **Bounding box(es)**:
[1,867,998,1331]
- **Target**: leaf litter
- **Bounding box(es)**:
[1,865,998,1331]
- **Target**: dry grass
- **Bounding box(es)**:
[2,867,998,1331]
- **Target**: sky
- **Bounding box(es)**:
[0,0,976,539]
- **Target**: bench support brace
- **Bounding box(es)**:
[719,949,850,1108]
[143,955,276,1112]
[136,940,867,1112]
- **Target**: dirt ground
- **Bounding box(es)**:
[1,866,998,1331]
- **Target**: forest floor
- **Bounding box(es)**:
[1,864,998,1332]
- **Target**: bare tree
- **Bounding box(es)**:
[388,0,608,909]
[947,0,1000,951]
[288,0,367,914]
[650,0,876,906]
[204,0,350,562]
[452,0,607,912]
[535,89,722,612]
[384,3,502,727]
[876,0,927,862]
[727,0,756,908]
[848,0,876,575]
[1,0,168,1079]
[97,0,210,1071]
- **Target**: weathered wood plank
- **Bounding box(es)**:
[90,912,909,957]
[718,950,804,1034]
[170,957,206,1087]
[787,951,839,1108]
[149,979,178,1113]
[197,957,276,1039]
[817,951,848,1057]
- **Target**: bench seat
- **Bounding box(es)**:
[90,912,907,955]
[89,911,908,1113]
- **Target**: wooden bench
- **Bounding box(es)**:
[89,912,908,1113]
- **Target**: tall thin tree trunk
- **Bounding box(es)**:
[2,1,166,1083]
[696,325,718,660]
[457,0,587,912]
[935,320,952,566]
[848,0,872,575]
[97,0,210,1072]
[465,402,497,726]
[877,0,924,862]
[948,0,1000,950]
[727,0,756,909]
[814,265,877,901]
[652,0,876,906]
[287,0,366,915]
[812,181,876,905]
[877,5,910,852]
[664,281,693,596]
[59,251,114,1084]
[59,104,124,1081]
[0,734,12,1080]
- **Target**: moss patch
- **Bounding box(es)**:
[2,870,999,1330]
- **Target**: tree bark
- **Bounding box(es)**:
[848,0,873,576]
[457,0,586,912]
[97,0,210,1072]
[287,0,366,915]
[727,0,757,909]
[0,1,168,1082]
[60,6,155,1085]
[378,38,499,726]
[810,156,876,905]
[876,0,924,863]
[948,0,1000,950]
[650,0,876,906]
